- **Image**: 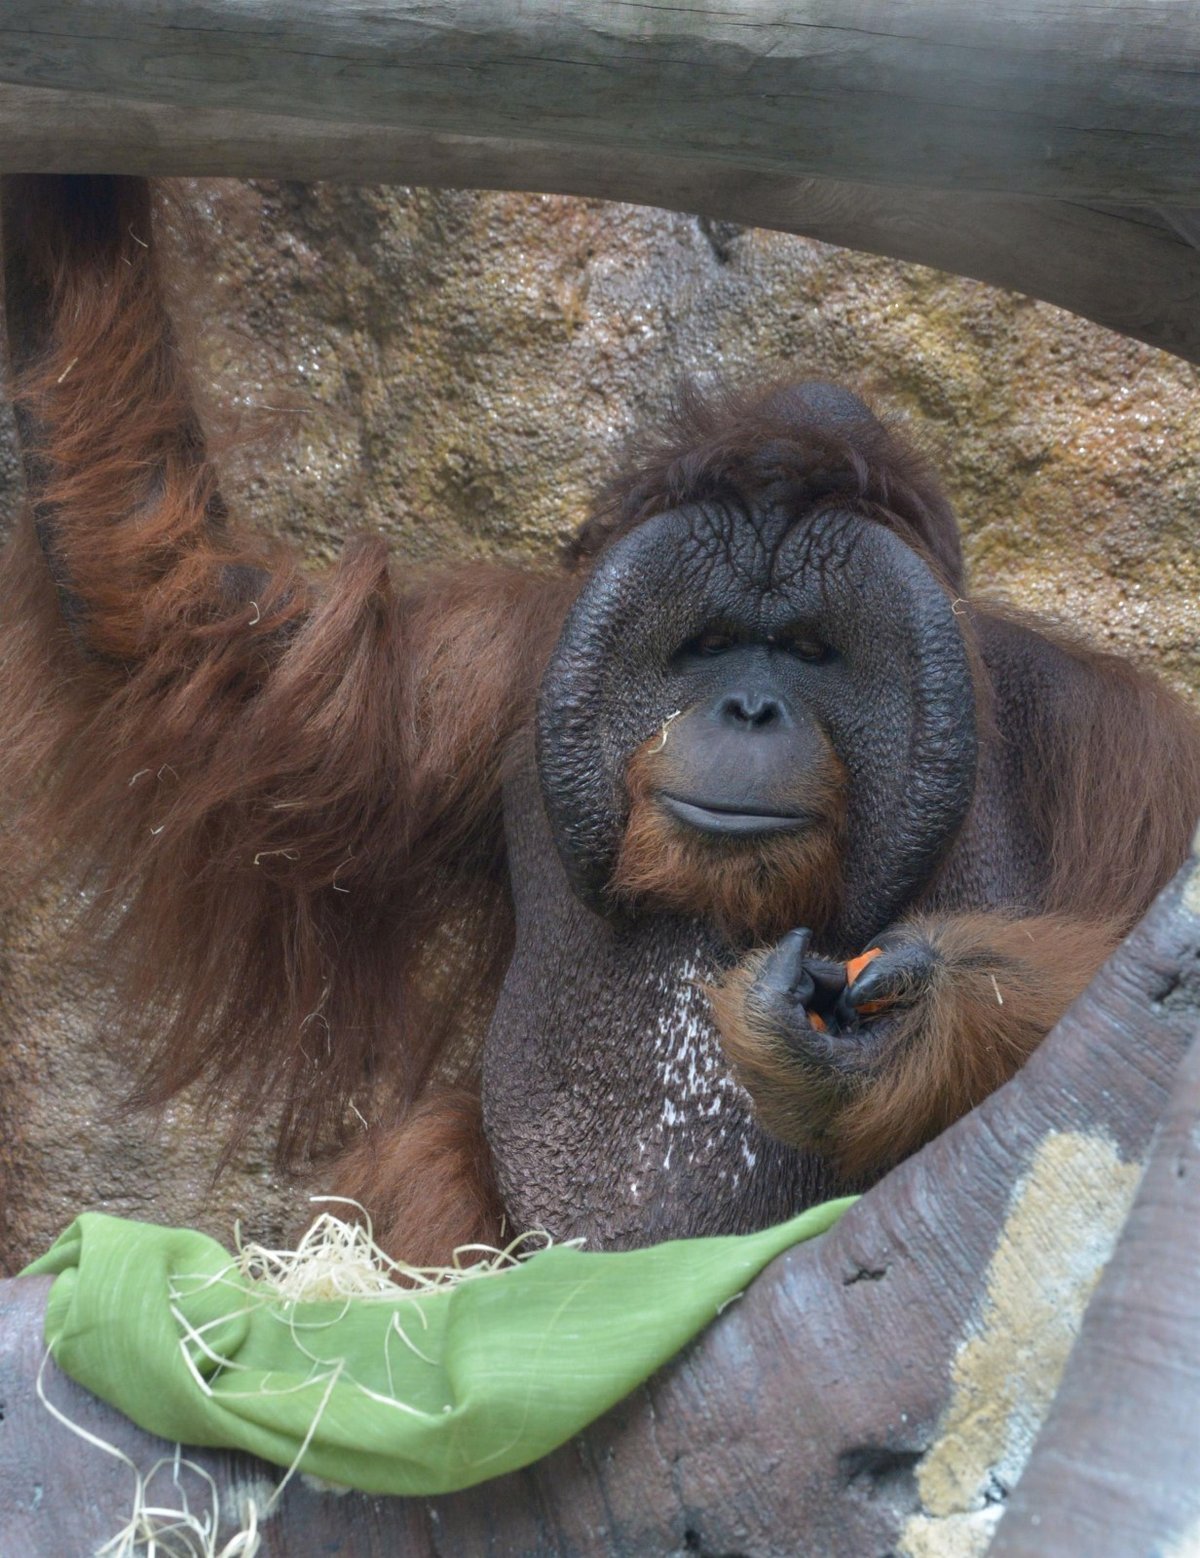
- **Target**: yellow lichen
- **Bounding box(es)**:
[899,1130,1142,1557]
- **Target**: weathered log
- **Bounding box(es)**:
[990,870,1200,1556]
[2,2,1199,203]
[4,0,1199,361]
[3,849,1198,1555]
[2,83,1199,364]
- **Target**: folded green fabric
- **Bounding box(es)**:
[26,1200,852,1496]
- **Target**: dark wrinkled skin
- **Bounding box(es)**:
[484,498,1049,1250]
[537,503,979,944]
[485,739,838,1247]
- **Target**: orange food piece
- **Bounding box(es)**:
[845,947,883,985]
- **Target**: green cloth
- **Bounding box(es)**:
[26,1200,852,1496]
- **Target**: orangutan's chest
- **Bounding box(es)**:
[635,955,762,1184]
[482,758,833,1247]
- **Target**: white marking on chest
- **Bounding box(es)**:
[652,958,756,1177]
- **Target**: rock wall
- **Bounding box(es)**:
[1,181,1197,1272]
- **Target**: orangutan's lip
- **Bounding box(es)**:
[658,793,812,837]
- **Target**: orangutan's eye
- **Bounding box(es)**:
[778,634,831,663]
[690,629,735,656]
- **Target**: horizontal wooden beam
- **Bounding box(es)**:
[2,83,1198,363]
[1,1,1199,204]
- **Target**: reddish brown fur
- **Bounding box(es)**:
[0,176,576,1162]
[327,1085,504,1270]
[714,913,1122,1177]
[974,604,1200,930]
[571,378,964,589]
[612,730,847,943]
[834,915,1120,1173]
[709,610,1200,1178]
[4,175,1199,1250]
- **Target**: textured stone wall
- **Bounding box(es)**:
[1,180,1197,1273]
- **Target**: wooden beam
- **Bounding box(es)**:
[1,1,1199,204]
[2,84,1199,363]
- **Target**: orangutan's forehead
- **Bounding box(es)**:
[674,503,864,602]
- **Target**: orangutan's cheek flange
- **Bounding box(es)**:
[536,503,977,948]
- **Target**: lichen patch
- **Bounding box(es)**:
[899,1506,1002,1558]
[898,1129,1142,1556]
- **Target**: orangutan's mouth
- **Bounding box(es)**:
[658,793,812,838]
